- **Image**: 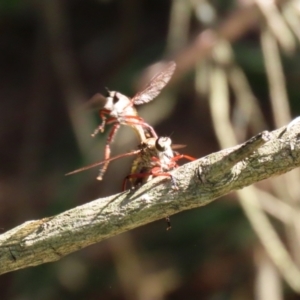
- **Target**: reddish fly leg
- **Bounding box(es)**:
[97,123,120,180]
[122,115,158,139]
[91,110,111,137]
[123,168,178,191]
[172,154,196,163]
[152,171,178,190]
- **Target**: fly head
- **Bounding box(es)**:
[103,91,132,117]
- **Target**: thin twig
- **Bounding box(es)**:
[170,0,290,83]
[255,0,296,53]
[166,0,192,54]
[254,246,283,300]
[260,27,291,127]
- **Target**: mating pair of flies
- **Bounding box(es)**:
[66,61,195,194]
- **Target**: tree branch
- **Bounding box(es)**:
[1,123,300,275]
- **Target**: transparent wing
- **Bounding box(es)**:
[84,93,108,110]
[131,61,176,105]
[65,149,141,176]
[171,144,186,150]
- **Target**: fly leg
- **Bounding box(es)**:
[153,172,178,190]
[122,166,179,191]
[122,115,158,139]
[91,110,111,137]
[165,216,171,231]
[97,123,120,180]
[150,166,178,190]
[122,172,153,191]
[172,154,196,162]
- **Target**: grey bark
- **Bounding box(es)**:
[0,123,299,275]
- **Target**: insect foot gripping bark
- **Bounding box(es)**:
[89,61,177,181]
[122,136,195,231]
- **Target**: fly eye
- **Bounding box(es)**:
[113,94,119,104]
[155,138,166,152]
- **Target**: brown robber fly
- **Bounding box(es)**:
[89,61,176,180]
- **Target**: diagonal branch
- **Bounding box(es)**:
[1,123,300,275]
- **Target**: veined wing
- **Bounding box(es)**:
[65,149,141,176]
[131,61,176,105]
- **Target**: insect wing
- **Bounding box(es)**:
[131,61,176,105]
[65,149,141,176]
[171,144,186,150]
[82,93,108,111]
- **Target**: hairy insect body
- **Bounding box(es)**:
[129,144,155,186]
[103,90,154,142]
[103,91,133,117]
[128,138,158,187]
[94,61,176,141]
[124,137,178,190]
[95,90,156,180]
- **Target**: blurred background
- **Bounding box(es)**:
[1,0,300,299]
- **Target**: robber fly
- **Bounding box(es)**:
[124,137,195,231]
[122,137,194,190]
[90,61,176,180]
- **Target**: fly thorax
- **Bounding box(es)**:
[155,137,174,170]
[140,138,156,151]
[103,91,133,117]
[158,150,174,170]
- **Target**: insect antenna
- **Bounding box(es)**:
[104,87,111,97]
[66,149,141,176]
